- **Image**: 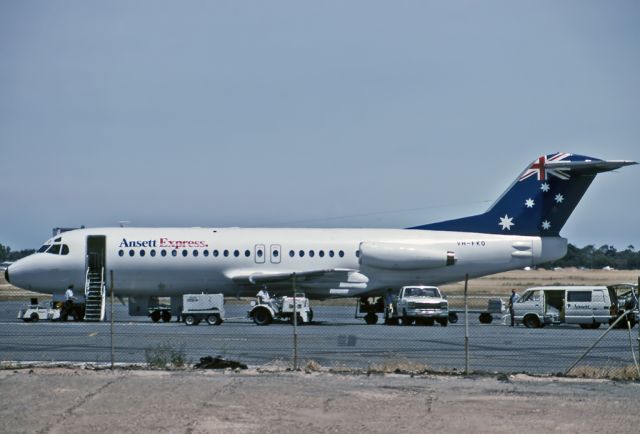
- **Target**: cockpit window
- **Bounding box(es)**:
[47,244,61,255]
[61,245,70,255]
[54,237,62,242]
[38,245,49,253]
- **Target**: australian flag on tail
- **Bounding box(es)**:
[410,153,636,237]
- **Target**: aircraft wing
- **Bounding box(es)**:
[228,268,367,286]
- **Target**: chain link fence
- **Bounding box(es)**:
[1,289,639,379]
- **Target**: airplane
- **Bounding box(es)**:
[5,152,636,323]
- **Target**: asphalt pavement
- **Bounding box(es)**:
[1,301,638,374]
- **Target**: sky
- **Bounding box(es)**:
[1,0,639,251]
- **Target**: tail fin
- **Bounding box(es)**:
[410,153,636,236]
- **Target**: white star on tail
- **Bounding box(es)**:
[554,193,564,203]
[525,198,535,208]
[541,220,551,230]
[540,183,550,192]
[499,214,515,231]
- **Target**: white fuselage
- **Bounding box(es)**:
[7,227,567,299]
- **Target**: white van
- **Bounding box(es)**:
[513,286,617,329]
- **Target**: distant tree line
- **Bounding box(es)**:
[1,242,640,269]
[0,243,36,262]
[547,244,640,270]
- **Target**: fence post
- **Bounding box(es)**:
[464,273,469,375]
[292,273,298,370]
[110,270,114,370]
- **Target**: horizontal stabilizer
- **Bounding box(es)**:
[544,159,637,174]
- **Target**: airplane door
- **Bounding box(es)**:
[86,235,106,277]
[255,244,265,264]
[270,244,281,264]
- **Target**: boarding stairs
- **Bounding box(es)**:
[84,267,106,321]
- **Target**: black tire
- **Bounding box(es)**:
[74,307,85,321]
[479,312,493,324]
[161,311,172,322]
[449,312,459,324]
[308,309,314,323]
[364,313,378,325]
[401,316,415,326]
[30,312,39,322]
[425,318,434,326]
[150,310,161,323]
[580,323,600,329]
[184,314,196,326]
[253,308,273,326]
[206,314,220,325]
[523,314,541,329]
[438,318,448,327]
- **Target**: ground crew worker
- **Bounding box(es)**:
[508,288,518,326]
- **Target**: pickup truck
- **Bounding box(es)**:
[389,285,449,326]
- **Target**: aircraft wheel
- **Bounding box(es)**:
[161,311,172,322]
[30,313,39,322]
[184,314,196,326]
[364,313,378,325]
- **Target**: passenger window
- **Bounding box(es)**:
[193,250,198,257]
[140,250,146,257]
[171,250,177,257]
[214,250,220,257]
[129,249,135,257]
[150,250,156,257]
[233,250,239,257]
[244,250,250,257]
[329,250,334,257]
[223,250,229,257]
[203,250,209,257]
[272,249,279,257]
[118,250,124,257]
[319,250,324,257]
[61,245,69,255]
[182,250,188,257]
[289,250,294,257]
[309,250,315,257]
[355,250,360,257]
[299,250,305,257]
[339,250,344,258]
[567,291,591,302]
[257,249,264,258]
[161,250,167,257]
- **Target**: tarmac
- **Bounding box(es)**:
[0,367,638,433]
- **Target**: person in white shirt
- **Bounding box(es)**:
[257,288,270,304]
[65,285,74,301]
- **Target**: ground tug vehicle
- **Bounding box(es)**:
[17,296,85,322]
[248,293,312,325]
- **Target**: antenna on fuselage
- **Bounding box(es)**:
[119,221,130,228]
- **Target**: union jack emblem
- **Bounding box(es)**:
[519,152,572,182]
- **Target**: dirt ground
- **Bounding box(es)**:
[0,368,638,434]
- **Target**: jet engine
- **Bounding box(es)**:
[359,242,456,270]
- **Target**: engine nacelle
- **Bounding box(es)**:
[359,242,456,270]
